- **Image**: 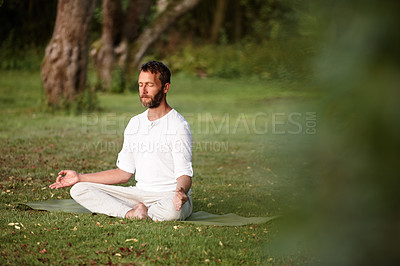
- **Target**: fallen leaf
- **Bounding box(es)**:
[95,250,107,254]
[39,248,48,254]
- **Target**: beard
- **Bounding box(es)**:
[140,87,165,108]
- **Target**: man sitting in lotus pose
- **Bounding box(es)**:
[50,61,193,221]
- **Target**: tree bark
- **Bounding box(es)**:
[92,0,123,88]
[129,0,202,70]
[156,0,168,14]
[115,0,155,67]
[210,0,227,43]
[41,0,96,107]
[123,0,154,43]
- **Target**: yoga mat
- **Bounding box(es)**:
[22,199,278,226]
[185,211,278,226]
[24,199,91,213]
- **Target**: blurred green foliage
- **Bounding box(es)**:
[110,67,127,94]
[161,39,312,81]
[274,0,400,264]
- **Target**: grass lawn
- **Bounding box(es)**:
[0,70,318,264]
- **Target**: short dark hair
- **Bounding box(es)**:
[140,61,171,88]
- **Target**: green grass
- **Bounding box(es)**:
[0,70,318,264]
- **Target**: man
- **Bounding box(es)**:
[49,61,193,221]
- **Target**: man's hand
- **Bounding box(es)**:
[49,170,80,189]
[173,187,188,211]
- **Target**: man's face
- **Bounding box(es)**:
[138,71,165,108]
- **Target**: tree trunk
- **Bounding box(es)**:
[115,0,155,67]
[233,0,242,42]
[41,0,96,107]
[210,0,227,43]
[129,0,202,70]
[123,0,154,43]
[156,0,168,14]
[92,0,123,88]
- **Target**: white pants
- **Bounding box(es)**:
[70,182,192,221]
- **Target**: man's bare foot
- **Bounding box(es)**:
[125,203,149,220]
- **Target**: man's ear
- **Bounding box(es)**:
[163,83,170,94]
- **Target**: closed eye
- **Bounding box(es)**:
[138,82,154,87]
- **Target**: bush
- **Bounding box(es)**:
[0,31,44,70]
[73,86,100,113]
[163,39,313,81]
